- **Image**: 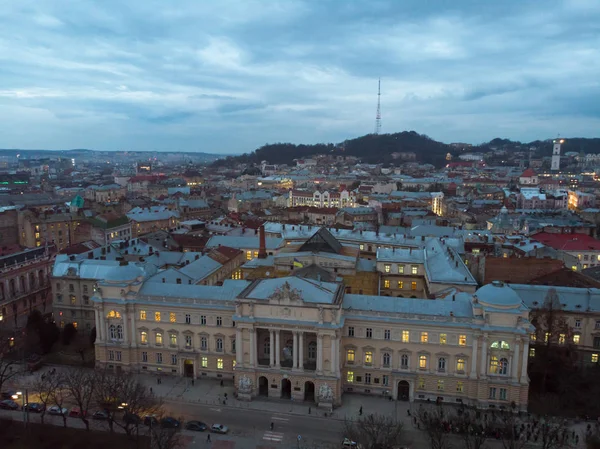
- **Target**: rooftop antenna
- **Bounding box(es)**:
[374,78,381,134]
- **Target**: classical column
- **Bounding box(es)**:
[130,309,136,347]
[520,340,529,383]
[470,337,478,378]
[122,312,128,343]
[330,336,337,375]
[480,336,488,377]
[293,332,298,369]
[269,330,275,367]
[299,332,304,370]
[317,334,324,373]
[95,309,102,341]
[235,328,243,366]
[249,329,256,367]
[512,340,520,381]
[275,330,281,367]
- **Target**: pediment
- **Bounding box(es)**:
[268,281,303,304]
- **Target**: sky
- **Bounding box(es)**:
[0,0,599,154]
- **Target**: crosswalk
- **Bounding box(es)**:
[263,431,285,442]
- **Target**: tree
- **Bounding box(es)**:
[415,406,451,449]
[454,408,489,449]
[342,413,404,449]
[0,335,21,394]
[147,419,184,449]
[496,411,527,449]
[49,373,70,428]
[62,323,77,345]
[31,371,59,425]
[38,321,60,354]
[62,368,96,431]
[538,416,574,449]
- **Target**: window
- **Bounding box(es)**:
[170,333,177,346]
[592,353,599,363]
[558,333,566,345]
[154,312,161,322]
[437,380,444,391]
[347,349,355,363]
[365,373,371,384]
[489,387,496,399]
[382,375,389,386]
[384,280,390,289]
[232,339,236,353]
[201,357,208,368]
[108,350,114,361]
[200,315,207,325]
[421,332,428,343]
[531,333,537,341]
[156,353,163,364]
[384,264,391,273]
[217,358,224,370]
[401,354,409,369]
[439,333,447,344]
[140,310,147,320]
[359,244,364,250]
[529,348,535,357]
[216,316,222,326]
[169,312,176,323]
[397,281,404,289]
[499,388,507,401]
[491,340,511,349]
[418,378,425,389]
[348,327,355,337]
[155,333,163,345]
[383,352,391,367]
[364,351,373,365]
[216,338,223,352]
[384,329,391,340]
[398,266,404,274]
[246,250,252,260]
[185,335,192,349]
[596,320,600,330]
[574,334,581,344]
[142,351,148,362]
[70,295,76,305]
[438,357,446,372]
[347,371,354,382]
[201,336,208,350]
[402,330,410,343]
[83,295,89,305]
[366,328,373,338]
[459,335,467,346]
[419,355,427,369]
[575,319,582,328]
[456,381,464,393]
[456,358,465,372]
[308,341,317,359]
[171,354,177,365]
[140,331,148,344]
[411,282,417,291]
[410,265,418,275]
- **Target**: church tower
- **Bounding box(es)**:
[551,138,563,171]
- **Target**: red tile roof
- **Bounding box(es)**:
[520,168,537,177]
[532,232,600,251]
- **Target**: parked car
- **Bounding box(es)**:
[143,415,159,427]
[160,417,180,429]
[185,421,208,432]
[93,410,110,420]
[0,399,19,410]
[210,424,229,434]
[123,412,141,425]
[47,405,68,415]
[1,391,19,400]
[342,439,358,448]
[23,403,45,413]
[69,407,87,418]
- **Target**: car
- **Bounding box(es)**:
[1,391,19,400]
[185,421,208,432]
[69,406,87,418]
[342,438,358,448]
[93,410,110,420]
[47,405,68,415]
[123,412,141,425]
[160,417,181,429]
[143,415,159,427]
[23,403,45,413]
[0,399,19,410]
[210,424,229,434]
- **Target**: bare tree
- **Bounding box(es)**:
[147,419,183,449]
[415,406,451,449]
[30,372,59,424]
[538,416,574,449]
[62,368,96,431]
[93,368,124,433]
[453,409,488,449]
[113,373,163,437]
[497,411,527,449]
[0,335,22,393]
[49,373,70,428]
[342,413,405,449]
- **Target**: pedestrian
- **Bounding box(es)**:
[308,407,311,415]
[150,387,153,394]
[407,409,411,417]
[220,380,224,387]
[270,422,274,431]
[192,379,195,386]
[157,377,160,385]
[207,433,211,443]
[359,406,363,416]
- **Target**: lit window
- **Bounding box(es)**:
[364,351,373,365]
[170,333,177,346]
[140,331,148,344]
[347,349,355,363]
[155,312,161,322]
[402,330,409,343]
[398,266,404,274]
[411,265,418,275]
[217,358,224,370]
[456,381,464,392]
[419,355,427,369]
[384,264,391,273]
[544,332,550,343]
[572,266,577,271]
[558,333,566,344]
[246,251,252,260]
[529,348,535,357]
[439,333,447,344]
[456,358,465,372]
[573,335,580,344]
[592,354,599,363]
[437,380,444,391]
[70,295,76,305]
[384,280,390,289]
[459,335,467,346]
[140,310,146,320]
[107,310,121,319]
[530,333,537,341]
[421,332,428,343]
[398,281,404,289]
[170,312,176,323]
[359,244,364,251]
[201,357,208,368]
[418,378,425,389]
[411,281,417,290]
[347,371,354,382]
[155,333,163,345]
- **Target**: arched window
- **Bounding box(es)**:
[216,338,223,352]
[107,310,121,319]
[490,341,510,350]
[109,324,117,339]
[308,341,317,359]
[438,357,446,372]
[263,339,270,357]
[489,355,498,374]
[456,358,465,372]
[155,332,163,345]
[140,331,148,344]
[401,354,409,369]
[347,349,355,363]
[499,358,509,375]
[382,352,391,367]
[116,325,123,340]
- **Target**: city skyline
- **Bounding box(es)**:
[0,0,599,153]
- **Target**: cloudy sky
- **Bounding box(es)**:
[0,0,599,153]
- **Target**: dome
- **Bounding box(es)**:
[500,206,508,214]
[474,281,523,308]
[104,264,144,283]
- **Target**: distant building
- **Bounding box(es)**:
[518,168,538,186]
[89,213,132,245]
[289,189,355,208]
[551,139,563,171]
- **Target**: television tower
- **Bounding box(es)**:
[374,78,381,134]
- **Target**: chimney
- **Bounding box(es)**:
[258,225,267,259]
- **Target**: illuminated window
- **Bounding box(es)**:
[419,355,427,369]
[73,322,78,329]
[558,333,566,344]
[347,371,354,382]
[411,282,417,290]
[439,333,447,344]
[217,358,224,370]
[246,251,252,260]
[529,348,535,357]
[364,351,373,365]
[398,266,404,274]
[530,333,537,341]
[573,334,580,344]
[107,310,121,319]
[170,333,177,346]
[384,280,390,288]
[140,331,148,344]
[155,312,161,322]
[456,381,464,392]
[170,312,176,323]
[347,349,355,363]
[418,378,425,389]
[384,264,391,273]
[253,251,258,258]
[402,330,410,343]
[155,333,163,345]
[231,270,242,280]
[437,380,444,391]
[592,354,599,363]
[411,265,418,275]
[421,332,428,343]
[544,332,550,343]
[140,310,146,320]
[397,281,404,289]
[571,266,577,271]
[359,244,364,250]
